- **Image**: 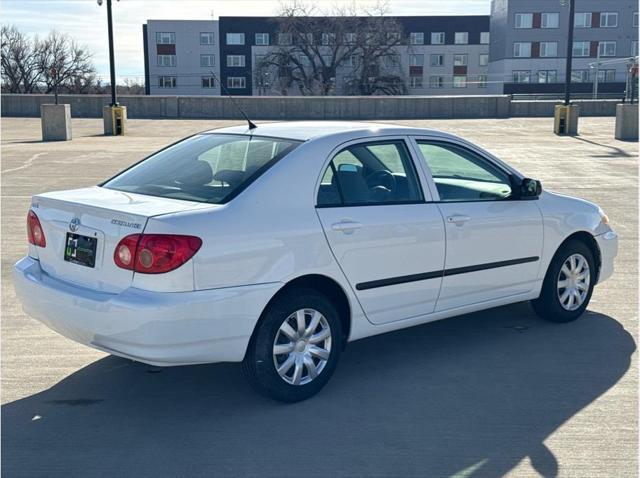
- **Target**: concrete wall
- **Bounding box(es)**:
[1,94,618,119]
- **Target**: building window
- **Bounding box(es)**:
[454,32,468,44]
[634,13,639,28]
[409,54,424,67]
[600,12,618,28]
[157,55,176,67]
[429,76,444,88]
[633,41,639,57]
[227,77,246,89]
[430,54,444,66]
[298,54,311,67]
[278,33,292,46]
[574,12,592,28]
[540,42,558,57]
[200,32,215,45]
[597,70,616,82]
[515,13,533,29]
[572,41,590,57]
[571,70,591,83]
[158,76,176,88]
[431,32,445,45]
[537,70,557,83]
[255,33,269,45]
[541,12,559,28]
[512,70,531,83]
[156,32,175,44]
[345,32,357,44]
[387,32,401,43]
[226,33,245,45]
[453,75,467,88]
[384,55,400,67]
[344,55,358,67]
[200,54,215,67]
[480,32,490,44]
[476,75,487,88]
[409,76,423,88]
[598,41,616,57]
[410,32,424,45]
[322,33,336,45]
[479,54,489,66]
[453,54,468,66]
[201,76,216,88]
[513,42,532,58]
[227,55,245,67]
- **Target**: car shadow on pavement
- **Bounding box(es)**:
[2,302,635,478]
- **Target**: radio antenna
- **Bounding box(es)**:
[210,70,257,131]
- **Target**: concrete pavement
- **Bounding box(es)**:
[1,117,637,477]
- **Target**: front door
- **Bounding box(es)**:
[412,138,544,312]
[315,138,445,325]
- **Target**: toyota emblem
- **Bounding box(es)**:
[69,217,80,232]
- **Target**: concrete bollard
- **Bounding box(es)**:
[553,104,579,136]
[40,104,72,141]
[615,104,638,141]
[103,105,127,136]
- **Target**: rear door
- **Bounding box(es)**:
[315,137,445,325]
[411,137,543,311]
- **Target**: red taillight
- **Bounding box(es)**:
[113,234,202,274]
[27,210,46,247]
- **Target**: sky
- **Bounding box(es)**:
[1,0,490,81]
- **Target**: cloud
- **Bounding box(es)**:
[2,0,490,79]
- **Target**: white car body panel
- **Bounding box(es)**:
[13,121,618,366]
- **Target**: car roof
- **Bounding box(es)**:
[204,121,454,142]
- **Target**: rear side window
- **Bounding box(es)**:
[317,140,423,206]
[103,134,300,204]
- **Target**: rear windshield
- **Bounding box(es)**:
[103,134,300,204]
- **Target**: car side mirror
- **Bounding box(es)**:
[519,177,542,198]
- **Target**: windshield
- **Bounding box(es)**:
[103,134,301,204]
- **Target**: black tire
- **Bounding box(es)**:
[532,239,596,323]
[242,288,343,402]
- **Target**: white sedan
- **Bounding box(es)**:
[14,122,617,402]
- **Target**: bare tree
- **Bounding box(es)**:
[1,25,97,94]
[256,0,406,96]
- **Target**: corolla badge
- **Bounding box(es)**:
[69,217,80,232]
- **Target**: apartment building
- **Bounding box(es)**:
[144,20,221,96]
[488,0,638,95]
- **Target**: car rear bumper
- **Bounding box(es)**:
[595,229,618,284]
[13,256,281,366]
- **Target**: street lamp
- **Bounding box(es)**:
[560,0,576,105]
[98,0,118,106]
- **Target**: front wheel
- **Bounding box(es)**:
[532,239,596,323]
[242,289,343,402]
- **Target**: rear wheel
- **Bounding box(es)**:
[242,289,343,402]
[532,239,596,323]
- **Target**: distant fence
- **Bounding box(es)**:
[1,94,619,119]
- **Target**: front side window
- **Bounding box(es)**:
[597,70,616,82]
[453,54,468,66]
[104,135,300,204]
[572,41,590,57]
[227,77,246,88]
[541,12,559,28]
[409,75,423,88]
[417,141,512,202]
[571,70,591,83]
[515,13,533,28]
[255,33,269,45]
[226,33,245,45]
[537,70,557,83]
[200,32,215,45]
[227,55,246,67]
[431,32,445,44]
[454,32,468,44]
[540,42,558,57]
[513,42,532,58]
[158,76,176,88]
[410,32,424,45]
[600,12,618,27]
[157,55,176,67]
[200,54,215,67]
[430,76,444,88]
[598,41,616,57]
[479,54,489,66]
[574,12,592,28]
[156,32,175,44]
[480,32,490,44]
[513,70,531,83]
[453,76,467,88]
[317,140,423,207]
[201,76,215,88]
[409,54,424,67]
[430,54,444,66]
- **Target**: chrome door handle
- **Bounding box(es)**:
[447,215,471,225]
[332,221,363,233]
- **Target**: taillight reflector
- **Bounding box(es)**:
[27,210,46,247]
[113,234,202,274]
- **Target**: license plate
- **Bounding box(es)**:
[64,233,97,268]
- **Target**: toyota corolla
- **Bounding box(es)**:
[14,122,617,401]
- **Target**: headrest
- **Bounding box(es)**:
[213,169,245,186]
[176,160,213,186]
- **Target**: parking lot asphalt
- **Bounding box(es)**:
[1,116,637,477]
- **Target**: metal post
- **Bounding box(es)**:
[563,0,576,105]
[106,0,118,106]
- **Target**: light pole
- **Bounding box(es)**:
[98,0,118,106]
[561,0,576,105]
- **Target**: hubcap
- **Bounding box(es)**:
[272,308,332,386]
[557,253,590,311]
